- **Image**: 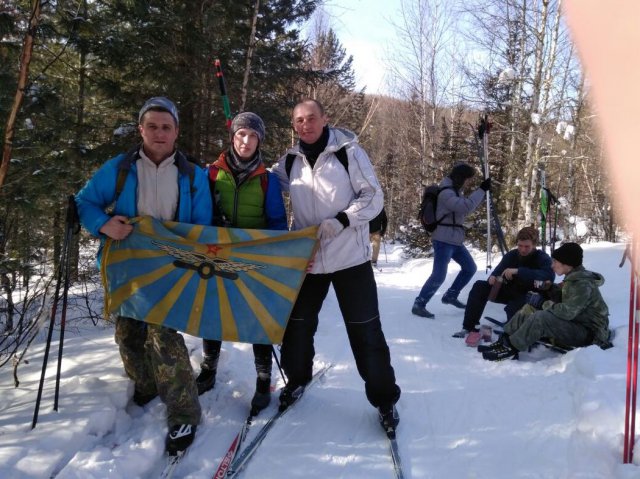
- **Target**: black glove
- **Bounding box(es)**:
[526,291,545,309]
[479,177,491,192]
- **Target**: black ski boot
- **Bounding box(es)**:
[196,367,216,395]
[482,335,519,361]
[378,405,400,438]
[250,374,272,415]
[279,382,305,412]
[165,424,197,456]
[196,352,219,395]
[477,333,508,353]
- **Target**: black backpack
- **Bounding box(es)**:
[285,147,386,232]
[418,184,460,233]
[369,208,387,235]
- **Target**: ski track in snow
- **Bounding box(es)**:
[1,241,640,478]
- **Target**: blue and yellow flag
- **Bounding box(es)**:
[101,216,318,344]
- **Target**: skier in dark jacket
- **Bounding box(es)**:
[482,242,611,361]
[453,226,554,338]
[411,162,490,318]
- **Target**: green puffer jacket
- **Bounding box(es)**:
[542,265,610,347]
[209,153,268,229]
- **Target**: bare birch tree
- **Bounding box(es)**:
[389,0,461,182]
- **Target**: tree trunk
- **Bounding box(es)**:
[0,0,41,188]
[240,0,261,112]
[519,0,549,227]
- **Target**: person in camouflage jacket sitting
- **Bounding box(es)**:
[481,242,611,361]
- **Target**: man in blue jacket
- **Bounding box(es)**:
[454,226,554,337]
[75,97,212,455]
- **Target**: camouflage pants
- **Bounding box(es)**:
[115,317,201,426]
[504,305,593,351]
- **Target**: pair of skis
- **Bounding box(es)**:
[213,363,404,478]
[159,363,404,478]
[216,364,333,478]
[159,452,184,479]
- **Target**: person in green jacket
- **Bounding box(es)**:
[482,242,610,361]
[196,112,288,414]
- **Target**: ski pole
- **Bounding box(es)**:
[32,198,74,428]
[539,165,548,253]
[629,239,639,464]
[480,115,492,273]
[53,196,79,411]
[470,122,507,256]
[623,240,639,463]
[271,345,287,386]
[214,59,233,130]
[550,178,561,252]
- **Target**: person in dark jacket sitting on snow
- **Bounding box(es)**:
[453,226,555,339]
[481,242,611,361]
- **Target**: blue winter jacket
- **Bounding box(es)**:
[76,147,212,266]
[491,248,555,293]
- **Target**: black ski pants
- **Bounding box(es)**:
[462,279,528,331]
[280,261,401,409]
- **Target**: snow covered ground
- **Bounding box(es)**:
[1,241,639,478]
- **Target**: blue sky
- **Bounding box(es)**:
[320,0,398,94]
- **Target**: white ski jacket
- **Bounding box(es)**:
[272,128,383,274]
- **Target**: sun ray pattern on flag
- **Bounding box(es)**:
[101,216,318,344]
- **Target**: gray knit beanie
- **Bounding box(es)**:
[231,112,265,143]
[138,97,179,126]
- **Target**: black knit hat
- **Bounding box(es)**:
[231,112,265,143]
[552,242,583,267]
[449,162,476,187]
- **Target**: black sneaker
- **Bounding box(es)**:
[250,375,272,415]
[196,367,216,396]
[442,294,466,309]
[482,340,519,361]
[165,424,197,456]
[133,388,157,407]
[279,383,305,412]
[378,405,400,438]
[477,334,507,353]
[411,299,434,318]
